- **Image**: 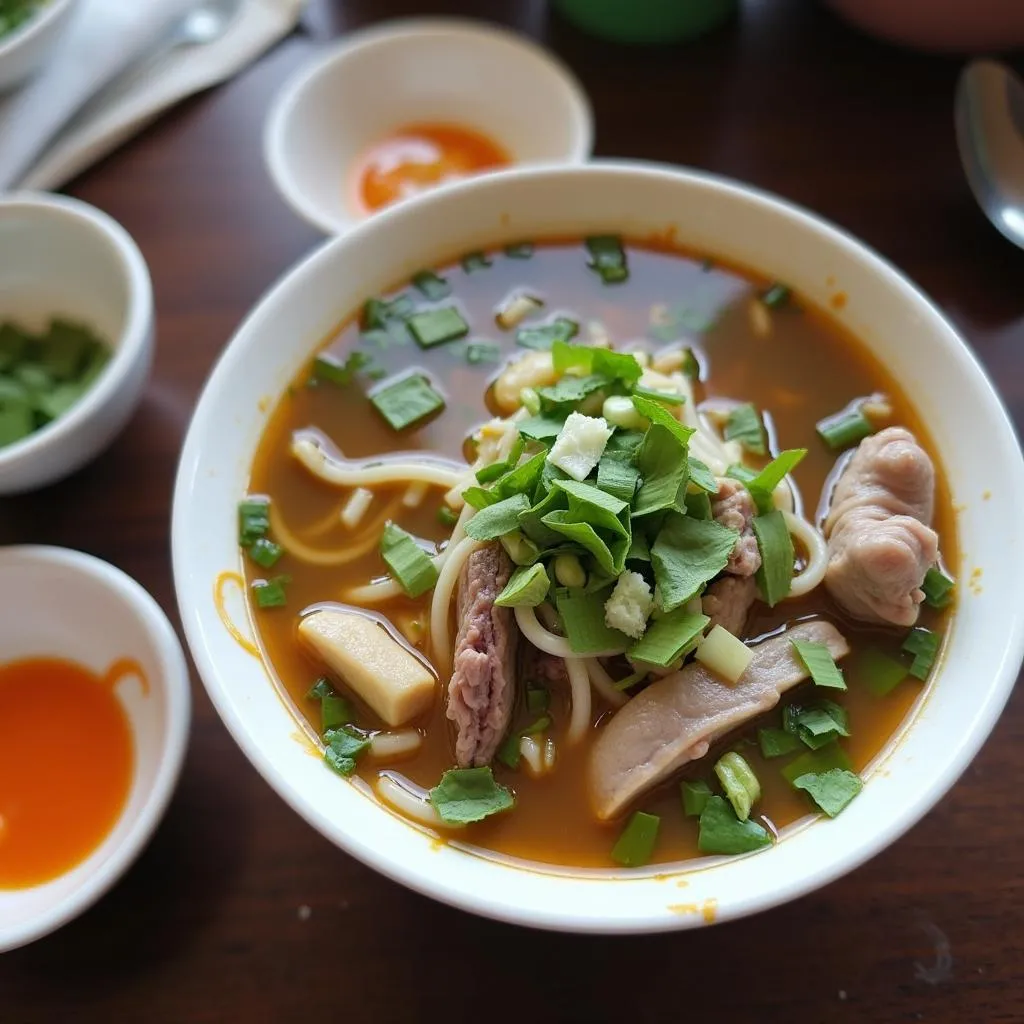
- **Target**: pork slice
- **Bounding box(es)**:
[823,427,938,626]
[587,620,849,820]
[712,477,761,576]
[445,543,518,767]
[702,574,758,636]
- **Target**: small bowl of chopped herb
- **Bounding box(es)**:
[0,192,153,494]
[0,0,79,93]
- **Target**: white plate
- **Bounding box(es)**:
[172,161,1024,933]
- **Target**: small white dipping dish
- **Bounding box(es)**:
[0,192,154,495]
[0,546,191,953]
[0,0,80,93]
[264,18,593,235]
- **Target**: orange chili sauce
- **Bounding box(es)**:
[352,123,511,213]
[0,657,135,888]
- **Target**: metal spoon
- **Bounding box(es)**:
[955,59,1024,250]
[71,0,245,123]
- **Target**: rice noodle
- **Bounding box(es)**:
[783,509,829,597]
[519,736,544,777]
[292,435,463,490]
[341,487,374,529]
[269,500,399,567]
[585,658,628,708]
[564,657,592,745]
[430,536,483,670]
[375,773,461,829]
[369,729,422,761]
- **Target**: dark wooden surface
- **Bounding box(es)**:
[3,1,1023,1020]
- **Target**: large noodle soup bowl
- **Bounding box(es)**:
[172,162,1024,933]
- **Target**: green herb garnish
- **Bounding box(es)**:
[369,373,445,431]
[611,811,660,867]
[379,523,438,598]
[428,766,514,824]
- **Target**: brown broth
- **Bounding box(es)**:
[245,240,956,870]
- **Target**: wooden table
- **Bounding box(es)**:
[3,1,1023,1019]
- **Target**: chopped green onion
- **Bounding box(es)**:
[793,768,862,817]
[922,567,955,609]
[791,638,847,690]
[306,677,333,700]
[369,373,445,431]
[247,537,283,569]
[631,384,685,406]
[651,513,737,612]
[610,811,660,867]
[681,779,712,817]
[379,523,438,598]
[585,235,629,284]
[752,510,794,607]
[758,727,802,759]
[437,506,459,527]
[902,627,940,680]
[521,715,552,736]
[464,494,531,541]
[251,575,289,608]
[407,307,470,348]
[781,743,852,786]
[553,553,587,588]
[497,732,521,769]
[856,647,909,697]
[324,725,371,776]
[504,242,534,258]
[321,694,355,730]
[785,699,850,749]
[556,587,631,655]
[724,403,766,455]
[465,341,501,364]
[698,796,772,855]
[428,766,514,824]
[714,751,761,821]
[461,251,491,273]
[743,448,807,514]
[411,269,451,300]
[519,388,542,415]
[312,350,369,386]
[238,498,270,546]
[494,563,549,607]
[526,687,549,714]
[516,317,579,351]
[816,404,874,451]
[629,608,709,668]
[760,282,791,308]
[362,294,414,331]
[611,670,646,692]
[499,530,539,566]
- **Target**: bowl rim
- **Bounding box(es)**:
[0,0,77,60]
[0,191,153,472]
[0,545,192,952]
[262,16,595,236]
[172,159,1024,932]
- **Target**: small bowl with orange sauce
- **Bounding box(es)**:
[0,546,190,952]
[263,18,593,235]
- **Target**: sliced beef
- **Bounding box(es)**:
[823,427,938,627]
[445,543,518,767]
[712,478,761,576]
[522,644,567,687]
[702,574,758,636]
[587,620,849,820]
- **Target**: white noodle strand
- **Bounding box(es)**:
[430,536,483,670]
[519,736,544,777]
[514,606,629,660]
[341,487,374,529]
[564,657,592,745]
[783,509,829,597]
[585,658,629,708]
[292,436,463,490]
[369,730,423,761]
[375,774,461,829]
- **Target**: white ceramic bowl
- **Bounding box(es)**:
[0,192,154,495]
[264,18,593,235]
[0,0,79,93]
[0,546,191,952]
[172,162,1024,933]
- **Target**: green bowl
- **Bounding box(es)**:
[551,0,738,45]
